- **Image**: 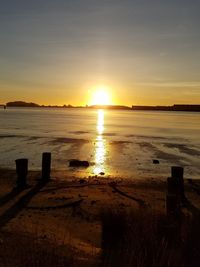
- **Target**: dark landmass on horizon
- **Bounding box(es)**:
[132,104,200,112]
[2,101,200,112]
[6,101,40,108]
[5,101,131,110]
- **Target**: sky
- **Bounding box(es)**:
[0,0,200,106]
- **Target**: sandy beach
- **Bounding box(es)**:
[0,168,200,266]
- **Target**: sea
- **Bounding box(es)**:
[0,107,200,179]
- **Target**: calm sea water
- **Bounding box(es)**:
[0,107,200,179]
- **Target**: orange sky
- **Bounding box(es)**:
[1,1,200,106]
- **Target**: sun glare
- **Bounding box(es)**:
[90,87,111,106]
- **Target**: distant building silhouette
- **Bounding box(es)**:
[132,104,200,112]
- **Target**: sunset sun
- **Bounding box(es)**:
[90,87,111,106]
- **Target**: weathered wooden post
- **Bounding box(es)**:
[171,166,185,201]
[166,166,185,218]
[167,177,179,195]
[15,158,28,189]
[171,166,184,179]
[166,193,181,218]
[42,152,51,181]
[166,177,181,217]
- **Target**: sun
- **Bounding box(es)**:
[90,86,111,106]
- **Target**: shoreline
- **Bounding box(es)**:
[3,103,200,112]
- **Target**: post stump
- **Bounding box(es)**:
[166,193,181,218]
[42,152,51,181]
[15,158,28,189]
[171,166,185,201]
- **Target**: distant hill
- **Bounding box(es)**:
[6,101,40,107]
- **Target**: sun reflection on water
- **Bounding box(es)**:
[93,110,106,175]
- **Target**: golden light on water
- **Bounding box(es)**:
[93,109,106,175]
[97,109,104,134]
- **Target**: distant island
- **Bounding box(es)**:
[2,101,200,112]
[6,101,40,108]
[5,101,131,110]
[6,101,76,108]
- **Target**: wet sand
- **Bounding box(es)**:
[0,168,200,264]
[1,108,200,179]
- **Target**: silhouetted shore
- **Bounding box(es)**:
[3,101,200,111]
[132,104,200,112]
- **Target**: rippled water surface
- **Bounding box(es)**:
[0,107,200,179]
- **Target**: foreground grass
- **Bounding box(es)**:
[101,209,200,267]
[0,208,200,267]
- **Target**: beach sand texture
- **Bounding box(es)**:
[0,169,200,266]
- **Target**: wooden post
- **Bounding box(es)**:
[166,193,181,218]
[15,159,28,189]
[171,166,185,201]
[167,177,179,195]
[171,166,184,179]
[42,152,51,181]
